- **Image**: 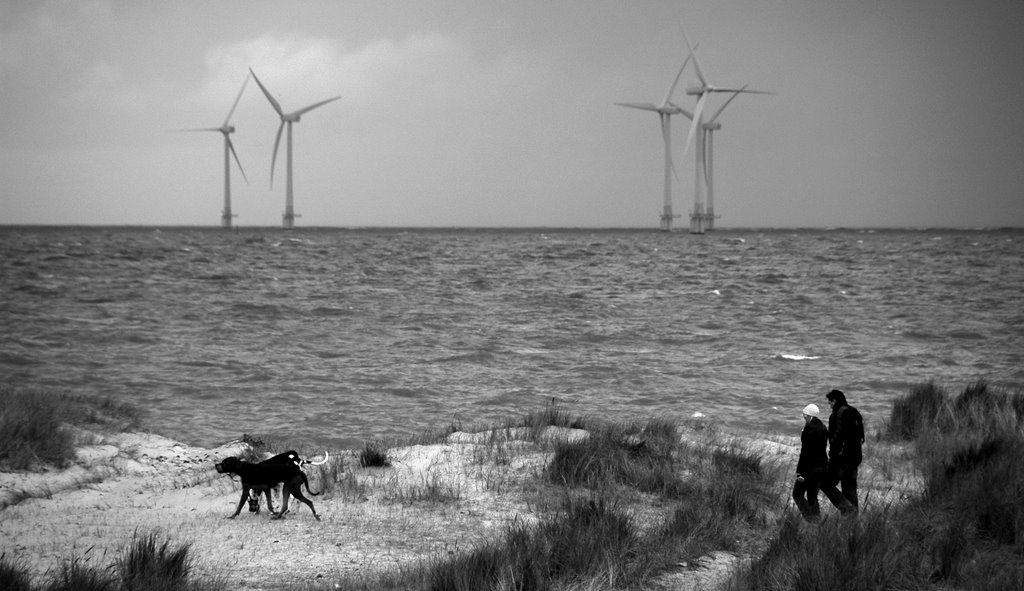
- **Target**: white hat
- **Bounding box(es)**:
[802,404,820,418]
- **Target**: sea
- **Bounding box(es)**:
[1,226,1021,451]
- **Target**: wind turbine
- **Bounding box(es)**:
[675,88,746,232]
[615,49,696,232]
[249,68,341,229]
[181,75,250,229]
[677,32,771,233]
[700,89,745,231]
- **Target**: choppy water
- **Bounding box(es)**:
[1,226,1021,450]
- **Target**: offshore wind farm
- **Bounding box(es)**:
[183,27,767,232]
[616,31,771,233]
[5,2,1022,230]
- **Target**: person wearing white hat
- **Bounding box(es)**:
[792,403,829,521]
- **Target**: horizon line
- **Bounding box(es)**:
[1,224,1021,232]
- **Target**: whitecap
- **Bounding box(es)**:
[774,353,821,361]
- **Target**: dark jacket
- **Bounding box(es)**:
[828,402,864,464]
[797,416,829,476]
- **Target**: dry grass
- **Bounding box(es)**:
[2,396,927,590]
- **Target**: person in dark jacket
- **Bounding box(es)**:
[793,403,829,521]
[820,389,864,514]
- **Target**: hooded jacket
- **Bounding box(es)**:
[797,416,829,476]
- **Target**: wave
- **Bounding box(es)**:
[773,353,821,361]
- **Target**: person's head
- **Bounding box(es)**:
[802,403,820,423]
[826,389,847,408]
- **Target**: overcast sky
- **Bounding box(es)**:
[2,0,1022,229]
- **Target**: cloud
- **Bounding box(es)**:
[195,32,551,116]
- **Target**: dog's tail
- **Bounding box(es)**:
[302,473,321,496]
[299,451,329,496]
[301,451,329,467]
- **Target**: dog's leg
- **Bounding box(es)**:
[231,486,250,518]
[288,484,321,521]
[272,488,291,519]
[263,489,275,515]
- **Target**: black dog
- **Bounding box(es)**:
[246,451,304,514]
[214,455,321,520]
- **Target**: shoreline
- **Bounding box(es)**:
[0,422,920,590]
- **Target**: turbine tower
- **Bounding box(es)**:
[678,33,771,234]
[181,75,250,228]
[249,68,341,229]
[701,90,745,230]
[615,50,696,232]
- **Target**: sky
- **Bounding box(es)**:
[2,0,1023,229]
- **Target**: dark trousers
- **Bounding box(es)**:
[821,460,859,513]
[792,468,826,521]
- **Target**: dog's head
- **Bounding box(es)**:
[214,456,243,474]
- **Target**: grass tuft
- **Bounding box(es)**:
[50,552,118,591]
[359,441,391,468]
[546,418,679,494]
[116,530,192,591]
[0,553,35,591]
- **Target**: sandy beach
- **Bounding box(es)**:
[0,422,919,590]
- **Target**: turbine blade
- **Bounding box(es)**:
[679,26,707,87]
[708,87,773,95]
[174,128,221,133]
[270,121,284,188]
[249,68,284,117]
[224,73,251,126]
[292,96,342,117]
[707,86,746,123]
[615,102,660,112]
[662,43,697,106]
[227,137,248,184]
[702,132,710,186]
[680,93,707,164]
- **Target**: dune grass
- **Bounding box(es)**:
[9,383,1020,589]
[729,380,1024,591]
[0,531,224,591]
[0,387,142,471]
[329,413,784,591]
